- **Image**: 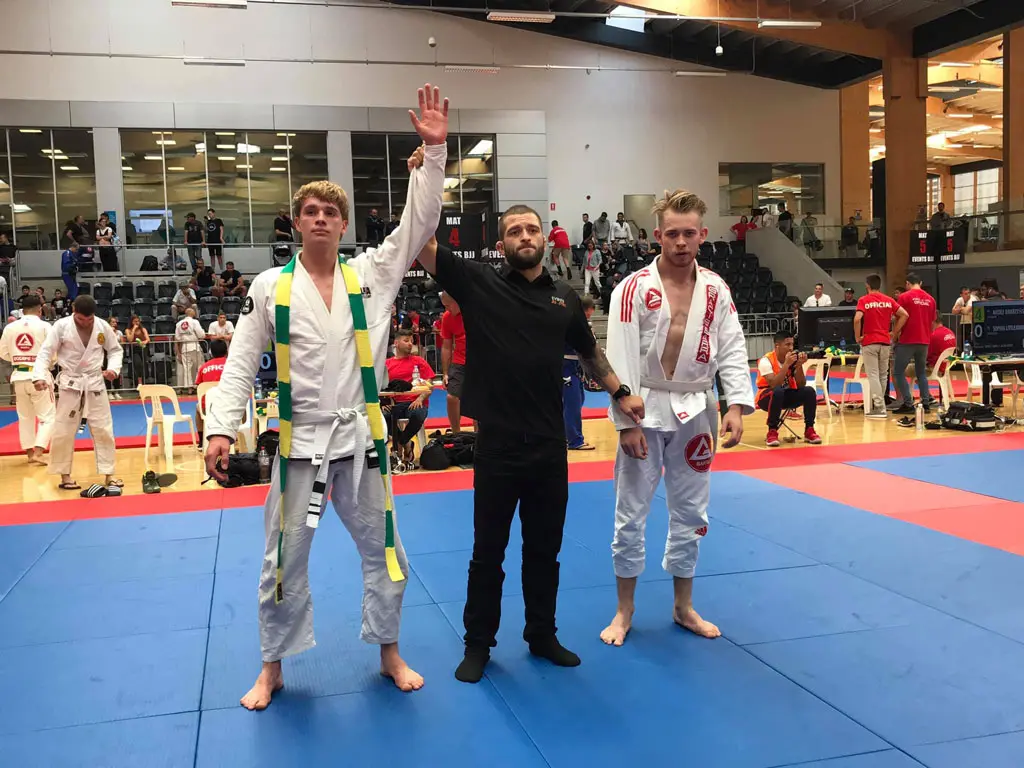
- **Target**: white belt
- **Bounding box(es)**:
[292,407,372,529]
[563,354,579,361]
[640,376,713,394]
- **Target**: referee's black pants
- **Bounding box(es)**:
[463,425,568,650]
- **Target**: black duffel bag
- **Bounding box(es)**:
[205,430,280,487]
[419,430,476,471]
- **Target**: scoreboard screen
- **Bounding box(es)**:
[909,227,966,265]
[971,300,1024,355]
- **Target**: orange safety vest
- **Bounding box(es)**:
[756,350,798,402]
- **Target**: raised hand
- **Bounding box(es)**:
[408,83,449,146]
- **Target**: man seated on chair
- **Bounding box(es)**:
[384,328,434,467]
[194,339,229,445]
[927,318,956,373]
[756,329,821,447]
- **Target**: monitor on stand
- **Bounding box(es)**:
[797,306,857,352]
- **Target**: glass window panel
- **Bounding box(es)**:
[0,130,11,241]
[351,133,388,243]
[386,133,423,222]
[285,132,328,244]
[953,172,974,216]
[9,129,57,249]
[459,134,496,214]
[246,131,292,244]
[121,129,169,245]
[207,130,250,244]
[718,162,825,216]
[161,130,207,245]
[52,129,96,234]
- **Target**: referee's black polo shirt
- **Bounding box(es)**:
[434,245,597,439]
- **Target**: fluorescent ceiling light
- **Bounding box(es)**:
[41,148,59,154]
[928,86,962,93]
[938,61,974,67]
[167,166,186,171]
[215,132,235,136]
[269,166,286,172]
[944,143,963,148]
[276,132,296,137]
[271,156,289,161]
[19,129,42,134]
[195,142,206,152]
[122,166,133,171]
[237,143,260,154]
[869,128,882,133]
[53,155,68,161]
[60,165,79,171]
[236,164,252,169]
[273,144,291,150]
[12,204,31,213]
[151,131,169,135]
[443,177,461,189]
[993,114,1003,119]
[216,144,235,150]
[217,156,236,161]
[758,19,821,28]
[444,65,500,74]
[144,154,163,160]
[487,11,555,22]
[465,139,493,157]
[184,57,245,66]
[947,113,973,118]
[674,70,726,77]
[156,139,176,146]
[171,0,246,7]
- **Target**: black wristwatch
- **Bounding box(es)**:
[612,384,632,401]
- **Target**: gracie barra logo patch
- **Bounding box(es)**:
[684,433,714,473]
[15,333,33,352]
[695,285,719,364]
[240,296,255,315]
[645,288,662,311]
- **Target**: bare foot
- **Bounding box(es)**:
[599,610,633,646]
[27,449,46,466]
[381,654,424,692]
[240,664,284,710]
[673,606,721,639]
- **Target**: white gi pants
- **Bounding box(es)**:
[48,387,116,476]
[612,406,716,580]
[258,454,409,662]
[178,349,202,388]
[14,380,56,451]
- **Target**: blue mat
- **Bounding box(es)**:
[853,450,1024,503]
[786,753,923,767]
[0,410,18,428]
[437,584,887,768]
[0,521,68,599]
[909,730,1024,768]
[53,509,221,549]
[749,612,1024,748]
[2,712,199,768]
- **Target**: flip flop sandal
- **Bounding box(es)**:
[108,478,125,488]
[106,484,123,497]
[569,443,596,451]
[59,481,81,491]
[80,484,108,498]
[156,473,177,487]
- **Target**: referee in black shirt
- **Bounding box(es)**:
[417,205,645,683]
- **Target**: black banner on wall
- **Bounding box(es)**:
[403,211,500,279]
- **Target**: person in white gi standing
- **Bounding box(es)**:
[33,294,124,494]
[599,190,754,646]
[175,307,205,388]
[0,294,55,464]
[204,83,449,711]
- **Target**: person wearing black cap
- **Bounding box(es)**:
[417,207,645,683]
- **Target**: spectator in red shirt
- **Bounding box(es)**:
[547,220,572,279]
[384,329,434,464]
[893,273,938,413]
[927,319,956,370]
[854,274,908,418]
[730,215,757,243]
[194,339,229,444]
[440,292,470,433]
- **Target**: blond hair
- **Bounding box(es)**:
[652,189,707,226]
[292,180,350,222]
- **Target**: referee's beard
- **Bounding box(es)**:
[504,241,545,271]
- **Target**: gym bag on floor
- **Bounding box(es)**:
[419,430,475,471]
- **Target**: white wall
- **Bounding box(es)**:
[0,0,842,241]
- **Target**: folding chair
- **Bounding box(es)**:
[138,384,199,467]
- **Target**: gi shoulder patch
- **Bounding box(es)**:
[240,296,255,315]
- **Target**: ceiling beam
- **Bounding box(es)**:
[617,0,887,59]
[927,145,1003,162]
[927,63,1003,87]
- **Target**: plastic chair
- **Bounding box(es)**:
[196,383,256,452]
[138,384,198,467]
[929,347,957,412]
[840,355,870,409]
[803,356,834,418]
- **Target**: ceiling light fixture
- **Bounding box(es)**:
[269,166,287,172]
[156,140,177,145]
[216,144,235,150]
[486,11,555,23]
[12,204,32,213]
[144,154,163,161]
[444,65,500,74]
[465,139,493,157]
[993,114,1003,119]
[236,164,253,169]
[947,113,974,118]
[757,19,821,29]
[673,70,726,77]
[869,128,882,133]
[271,156,289,162]
[171,0,246,7]
[215,132,235,136]
[272,144,292,150]
[122,166,133,171]
[938,61,974,67]
[167,166,186,171]
[184,57,246,66]
[928,86,962,93]
[18,129,42,134]
[217,156,236,161]
[60,165,80,171]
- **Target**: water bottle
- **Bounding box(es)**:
[255,377,263,400]
[412,365,421,386]
[915,402,924,431]
[818,338,825,350]
[962,340,973,360]
[840,337,847,351]
[258,445,271,483]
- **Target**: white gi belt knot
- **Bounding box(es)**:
[291,407,370,529]
[639,376,714,394]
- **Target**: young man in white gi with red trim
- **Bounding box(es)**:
[600,189,754,645]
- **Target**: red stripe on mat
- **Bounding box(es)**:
[742,463,1024,556]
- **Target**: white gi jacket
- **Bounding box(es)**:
[33,316,123,392]
[205,142,446,461]
[606,259,754,431]
[175,316,206,353]
[0,314,51,382]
